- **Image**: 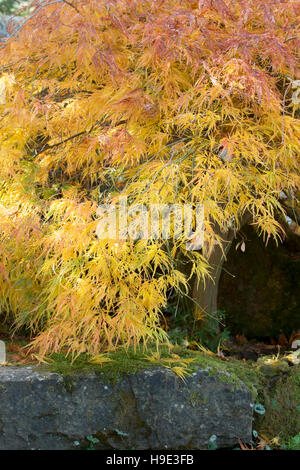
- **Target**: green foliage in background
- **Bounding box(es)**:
[0,0,28,15]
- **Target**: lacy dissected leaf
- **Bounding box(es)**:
[0,0,298,358]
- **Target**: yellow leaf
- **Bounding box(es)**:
[168,366,191,382]
[89,354,113,365]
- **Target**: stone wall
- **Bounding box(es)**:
[0,365,253,450]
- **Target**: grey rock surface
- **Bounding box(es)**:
[0,365,253,450]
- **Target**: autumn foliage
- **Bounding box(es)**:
[0,0,299,357]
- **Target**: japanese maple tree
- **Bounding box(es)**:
[0,0,299,357]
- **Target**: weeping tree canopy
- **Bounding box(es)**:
[0,0,299,357]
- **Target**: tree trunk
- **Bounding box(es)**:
[192,213,251,329]
[193,225,235,320]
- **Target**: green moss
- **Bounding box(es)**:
[257,357,290,377]
[283,433,300,450]
[40,343,262,396]
[187,391,208,407]
[186,352,262,400]
[255,365,300,445]
[41,346,159,384]
[62,375,75,393]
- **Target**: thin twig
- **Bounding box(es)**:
[62,0,80,14]
[33,120,100,157]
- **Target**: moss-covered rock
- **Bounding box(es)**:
[257,356,290,377]
[254,365,300,446]
[0,343,298,449]
[0,357,254,450]
[43,344,262,400]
